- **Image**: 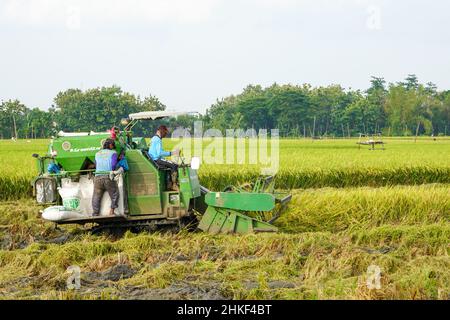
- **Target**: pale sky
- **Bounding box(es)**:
[1,0,449,113]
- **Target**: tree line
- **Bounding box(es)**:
[204,75,450,137]
[0,87,165,139]
[1,75,449,139]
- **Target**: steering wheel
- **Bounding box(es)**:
[176,148,185,166]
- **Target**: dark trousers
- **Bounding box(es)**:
[155,159,178,174]
[92,175,119,215]
[155,159,179,187]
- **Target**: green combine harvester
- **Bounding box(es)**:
[31,111,291,234]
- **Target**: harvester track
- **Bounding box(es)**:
[88,215,199,235]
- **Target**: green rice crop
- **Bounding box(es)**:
[1,138,449,200]
[0,138,448,299]
[277,184,450,233]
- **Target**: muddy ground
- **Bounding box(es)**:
[1,198,448,300]
[0,225,298,300]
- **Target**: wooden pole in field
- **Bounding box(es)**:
[415,121,420,143]
[312,116,316,140]
[12,114,18,139]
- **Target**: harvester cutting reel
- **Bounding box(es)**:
[197,176,292,235]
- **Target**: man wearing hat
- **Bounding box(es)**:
[149,125,180,191]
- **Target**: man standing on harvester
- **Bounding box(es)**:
[149,125,180,191]
[92,138,119,216]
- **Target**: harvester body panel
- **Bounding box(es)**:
[125,149,163,215]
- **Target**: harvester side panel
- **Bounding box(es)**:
[126,150,163,215]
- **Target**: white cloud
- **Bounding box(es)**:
[0,0,220,26]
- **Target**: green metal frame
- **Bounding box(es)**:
[198,207,277,234]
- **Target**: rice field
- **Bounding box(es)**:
[1,138,450,199]
[0,138,449,299]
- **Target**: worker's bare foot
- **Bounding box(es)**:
[109,209,115,216]
[171,184,180,192]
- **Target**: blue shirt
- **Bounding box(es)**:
[95,149,118,175]
[116,158,129,171]
[47,163,60,174]
[149,135,171,161]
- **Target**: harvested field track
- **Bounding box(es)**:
[0,138,449,299]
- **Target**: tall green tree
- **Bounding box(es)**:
[0,99,28,139]
[24,108,55,138]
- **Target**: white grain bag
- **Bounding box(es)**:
[58,184,81,211]
[42,206,87,222]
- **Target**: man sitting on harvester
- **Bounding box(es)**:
[148,125,180,191]
[92,138,120,216]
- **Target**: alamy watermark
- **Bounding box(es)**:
[366,264,382,290]
[366,5,382,31]
[171,121,280,175]
[66,265,81,290]
[66,5,81,30]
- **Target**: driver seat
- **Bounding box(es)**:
[142,151,174,190]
